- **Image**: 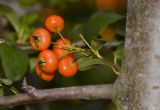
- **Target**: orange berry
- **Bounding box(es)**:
[36,63,42,78]
[44,15,64,33]
[53,38,72,59]
[30,28,51,51]
[35,63,54,81]
[58,56,78,77]
[101,27,116,41]
[95,0,127,11]
[41,73,54,81]
[38,50,58,73]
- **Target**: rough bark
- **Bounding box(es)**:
[113,0,160,110]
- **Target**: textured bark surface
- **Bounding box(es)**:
[113,0,160,110]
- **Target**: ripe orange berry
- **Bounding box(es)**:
[30,28,51,51]
[95,0,126,11]
[100,27,116,41]
[35,63,54,81]
[44,15,64,33]
[38,50,58,73]
[96,0,117,11]
[53,38,72,59]
[36,63,42,77]
[58,56,78,77]
[41,73,54,81]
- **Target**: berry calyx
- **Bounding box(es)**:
[30,28,51,51]
[38,50,58,73]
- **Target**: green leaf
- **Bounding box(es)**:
[78,65,98,71]
[0,4,20,34]
[18,25,30,38]
[91,38,105,52]
[77,57,105,71]
[115,25,125,36]
[0,78,13,85]
[113,19,126,36]
[0,84,4,97]
[74,52,87,60]
[18,13,38,42]
[0,44,29,81]
[29,58,38,74]
[0,30,17,45]
[21,13,39,26]
[71,24,84,41]
[83,12,124,38]
[114,43,124,62]
[17,0,38,7]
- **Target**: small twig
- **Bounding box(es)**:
[22,78,37,97]
[103,41,123,48]
[0,84,113,107]
[73,40,86,47]
[16,44,33,51]
[16,41,122,51]
[73,40,123,48]
[8,82,31,110]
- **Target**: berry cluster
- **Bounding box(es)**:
[30,15,78,81]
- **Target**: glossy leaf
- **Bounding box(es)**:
[91,38,105,52]
[18,13,39,42]
[17,0,38,7]
[0,84,4,97]
[114,20,126,36]
[29,58,38,74]
[21,13,39,26]
[0,4,20,34]
[0,44,29,81]
[114,43,124,62]
[71,24,84,41]
[77,57,105,71]
[83,12,124,38]
[115,25,126,36]
[0,30,17,45]
[0,78,13,85]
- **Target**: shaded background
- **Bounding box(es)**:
[0,0,127,110]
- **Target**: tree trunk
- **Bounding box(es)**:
[113,0,160,110]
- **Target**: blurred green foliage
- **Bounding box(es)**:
[0,0,127,109]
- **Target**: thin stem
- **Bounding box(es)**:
[79,34,96,54]
[58,32,65,41]
[53,42,86,53]
[95,51,103,59]
[55,27,64,40]
[79,34,102,59]
[57,32,73,49]
[114,56,118,65]
[111,67,120,75]
[53,38,119,74]
[102,58,121,75]
[10,87,19,95]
